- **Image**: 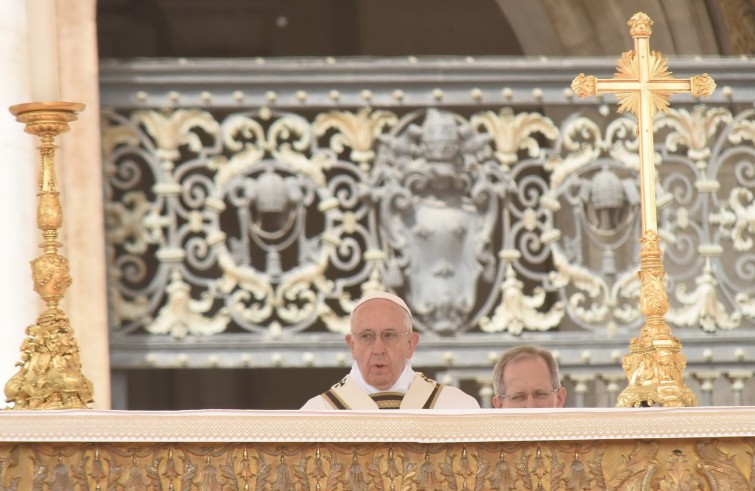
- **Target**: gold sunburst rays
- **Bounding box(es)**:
[612,50,675,117]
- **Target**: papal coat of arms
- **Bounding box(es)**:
[371,109,505,334]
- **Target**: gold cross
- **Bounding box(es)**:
[570,12,716,408]
[571,11,715,233]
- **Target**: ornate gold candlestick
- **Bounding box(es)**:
[572,12,714,407]
[5,102,93,409]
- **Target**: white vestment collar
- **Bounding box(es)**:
[349,361,415,394]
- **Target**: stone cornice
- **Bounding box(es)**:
[98,56,755,109]
[1,407,753,442]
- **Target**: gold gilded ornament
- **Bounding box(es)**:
[5,102,94,409]
[571,13,716,407]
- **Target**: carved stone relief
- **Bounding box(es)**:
[0,439,752,490]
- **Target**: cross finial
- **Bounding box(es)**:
[629,12,653,37]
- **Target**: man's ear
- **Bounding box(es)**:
[407,331,419,357]
[492,396,502,408]
[556,387,567,408]
[345,333,355,353]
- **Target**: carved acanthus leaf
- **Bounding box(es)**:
[399,454,418,491]
[735,293,755,319]
[605,443,659,489]
[709,187,755,251]
[276,240,335,324]
[216,115,266,190]
[610,269,642,323]
[667,261,741,332]
[472,452,490,491]
[314,108,398,167]
[324,454,344,491]
[269,116,327,187]
[546,116,601,191]
[101,112,141,157]
[656,450,703,491]
[549,247,605,298]
[132,109,219,156]
[106,191,157,255]
[479,265,563,334]
[220,454,240,491]
[148,272,230,338]
[604,116,641,167]
[110,286,151,327]
[439,453,458,490]
[696,441,751,490]
[470,108,558,168]
[655,106,732,162]
[728,116,755,145]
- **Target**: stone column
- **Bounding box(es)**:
[57,0,111,409]
[0,0,38,407]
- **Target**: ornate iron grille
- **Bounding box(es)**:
[100,57,755,405]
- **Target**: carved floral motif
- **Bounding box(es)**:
[0,439,752,490]
[102,102,755,348]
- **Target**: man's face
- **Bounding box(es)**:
[346,299,419,390]
[492,356,566,408]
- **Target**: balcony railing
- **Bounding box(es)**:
[100,56,755,407]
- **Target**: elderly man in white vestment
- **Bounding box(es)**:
[301,292,480,410]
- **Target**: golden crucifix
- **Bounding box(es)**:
[571,12,715,407]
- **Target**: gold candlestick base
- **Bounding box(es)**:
[616,231,697,407]
[5,102,94,410]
